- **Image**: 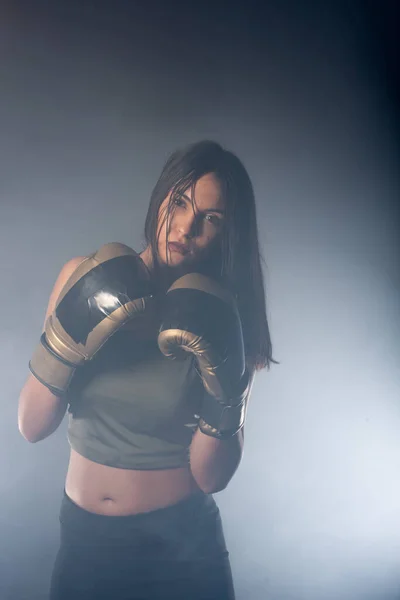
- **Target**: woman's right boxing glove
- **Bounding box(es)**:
[29,242,154,396]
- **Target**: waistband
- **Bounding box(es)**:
[59,490,227,561]
[60,489,212,525]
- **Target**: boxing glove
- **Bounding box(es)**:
[29,242,154,395]
[158,273,253,439]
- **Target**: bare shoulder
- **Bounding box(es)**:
[55,256,87,292]
[43,255,86,326]
[61,255,87,277]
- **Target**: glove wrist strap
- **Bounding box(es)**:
[29,333,77,396]
[198,371,251,439]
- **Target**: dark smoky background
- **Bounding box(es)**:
[0,1,399,598]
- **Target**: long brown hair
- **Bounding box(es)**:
[144,140,277,371]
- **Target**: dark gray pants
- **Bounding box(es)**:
[49,490,235,600]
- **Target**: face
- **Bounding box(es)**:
[156,173,225,268]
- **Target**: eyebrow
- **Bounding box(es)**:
[180,192,225,214]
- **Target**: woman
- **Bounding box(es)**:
[18,140,275,599]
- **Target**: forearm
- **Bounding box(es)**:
[18,374,68,442]
[189,426,244,494]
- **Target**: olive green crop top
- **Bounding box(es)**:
[66,330,204,470]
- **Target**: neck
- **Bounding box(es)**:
[140,245,223,291]
[139,246,188,291]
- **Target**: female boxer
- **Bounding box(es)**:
[18,140,275,599]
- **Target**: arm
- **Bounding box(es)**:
[18,256,85,442]
[158,272,255,493]
[189,427,244,494]
[189,366,255,494]
[19,243,154,442]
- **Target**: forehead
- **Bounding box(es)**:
[186,173,224,210]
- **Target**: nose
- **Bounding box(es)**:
[176,207,199,239]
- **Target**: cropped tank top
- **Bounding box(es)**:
[66,328,204,470]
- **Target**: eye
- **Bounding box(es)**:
[205,214,221,226]
[172,195,185,208]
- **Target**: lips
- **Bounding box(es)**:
[168,242,190,255]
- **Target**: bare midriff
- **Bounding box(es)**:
[65,448,200,516]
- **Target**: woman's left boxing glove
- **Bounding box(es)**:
[158,273,253,439]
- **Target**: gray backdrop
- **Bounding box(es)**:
[1,2,399,599]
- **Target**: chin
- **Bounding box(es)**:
[169,253,188,266]
[159,254,198,278]
[161,249,193,267]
